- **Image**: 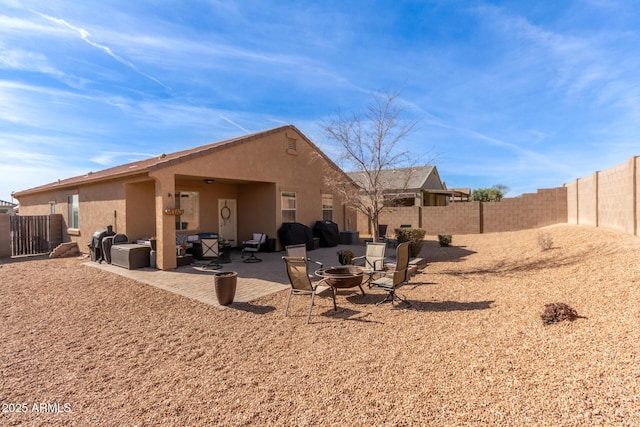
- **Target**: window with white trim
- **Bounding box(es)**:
[281,191,296,222]
[67,194,79,229]
[322,194,333,221]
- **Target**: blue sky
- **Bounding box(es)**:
[2,0,639,202]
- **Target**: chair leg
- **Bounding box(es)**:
[284,289,293,317]
[307,292,316,324]
[243,251,261,263]
[376,290,411,307]
[331,287,337,311]
[358,284,366,296]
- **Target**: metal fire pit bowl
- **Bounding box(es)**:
[317,266,364,288]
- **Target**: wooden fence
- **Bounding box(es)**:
[10,214,63,257]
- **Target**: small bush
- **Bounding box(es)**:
[438,234,452,247]
[537,232,553,251]
[395,228,426,257]
[337,249,354,265]
[541,302,580,325]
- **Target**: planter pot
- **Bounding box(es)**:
[214,271,237,306]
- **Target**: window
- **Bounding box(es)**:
[281,192,296,222]
[322,194,333,221]
[175,191,199,231]
[67,194,79,229]
[49,202,56,214]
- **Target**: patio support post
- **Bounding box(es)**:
[152,172,177,270]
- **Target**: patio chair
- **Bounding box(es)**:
[242,233,266,263]
[285,244,323,277]
[370,242,411,307]
[352,242,387,287]
[200,237,222,270]
[283,256,334,324]
[377,224,391,246]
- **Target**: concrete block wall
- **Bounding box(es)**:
[567,155,639,236]
[597,158,635,234]
[422,202,481,235]
[577,173,598,226]
[565,180,578,224]
[377,206,421,236]
[483,187,567,233]
[0,215,10,258]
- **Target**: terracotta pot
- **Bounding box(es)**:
[214,271,237,306]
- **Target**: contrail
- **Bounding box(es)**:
[35,11,170,90]
[219,115,251,133]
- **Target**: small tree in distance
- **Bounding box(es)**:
[471,184,509,202]
[319,89,421,240]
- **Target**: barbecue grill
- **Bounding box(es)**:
[88,225,115,263]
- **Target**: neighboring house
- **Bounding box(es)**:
[0,200,17,215]
[13,125,358,270]
[347,165,450,207]
[448,187,471,203]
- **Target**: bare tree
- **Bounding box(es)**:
[320,89,420,240]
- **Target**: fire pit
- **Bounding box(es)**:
[316,266,366,295]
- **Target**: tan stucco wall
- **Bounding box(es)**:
[126,180,156,241]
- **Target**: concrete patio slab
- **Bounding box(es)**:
[85,243,388,308]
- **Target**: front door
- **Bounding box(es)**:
[218,199,237,247]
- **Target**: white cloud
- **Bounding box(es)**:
[34,11,170,90]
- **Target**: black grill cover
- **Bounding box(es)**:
[278,222,314,250]
[88,226,115,262]
[313,221,340,247]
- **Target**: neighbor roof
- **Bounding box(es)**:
[347,165,439,192]
[13,125,345,197]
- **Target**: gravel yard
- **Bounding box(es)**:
[1,224,639,426]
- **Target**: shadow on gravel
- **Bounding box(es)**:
[418,240,477,263]
[230,302,277,315]
[407,299,494,312]
[444,252,585,276]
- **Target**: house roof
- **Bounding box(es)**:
[14,125,344,197]
[347,165,441,192]
[0,199,17,208]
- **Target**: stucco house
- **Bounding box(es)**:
[0,200,17,215]
[13,125,358,270]
[347,165,452,207]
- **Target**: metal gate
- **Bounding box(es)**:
[10,215,62,257]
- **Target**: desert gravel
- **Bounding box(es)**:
[1,224,639,426]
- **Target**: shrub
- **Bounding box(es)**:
[337,249,354,265]
[541,302,580,325]
[395,228,426,257]
[537,232,553,251]
[438,234,452,247]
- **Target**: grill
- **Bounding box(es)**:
[88,225,115,263]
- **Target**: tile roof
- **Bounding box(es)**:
[347,165,438,192]
[14,125,334,197]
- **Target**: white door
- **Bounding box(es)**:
[218,199,237,247]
